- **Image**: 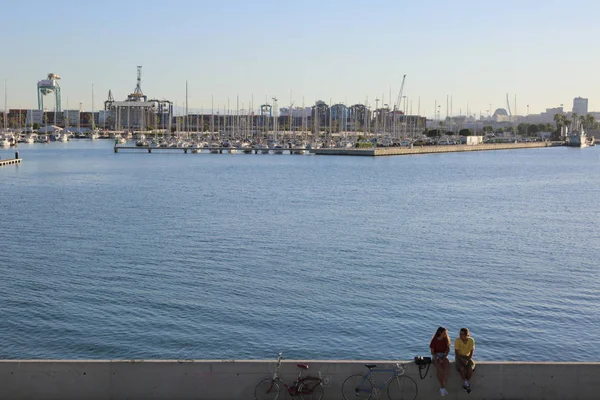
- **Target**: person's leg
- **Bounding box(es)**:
[456,360,466,380]
[465,361,475,381]
[435,359,444,388]
[442,358,450,388]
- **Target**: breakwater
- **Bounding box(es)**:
[0,359,598,399]
[311,141,558,156]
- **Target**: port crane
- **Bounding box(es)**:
[37,73,62,112]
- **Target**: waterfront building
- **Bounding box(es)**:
[26,110,44,125]
[347,104,369,132]
[63,110,80,126]
[573,97,588,115]
[331,104,348,131]
[312,101,329,132]
[279,107,312,118]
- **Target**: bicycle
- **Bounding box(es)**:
[341,362,418,400]
[254,352,325,400]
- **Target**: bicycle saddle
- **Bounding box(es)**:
[365,364,377,369]
[296,364,309,370]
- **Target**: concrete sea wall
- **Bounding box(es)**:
[310,142,557,156]
[1,359,598,399]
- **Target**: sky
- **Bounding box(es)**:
[1,0,598,118]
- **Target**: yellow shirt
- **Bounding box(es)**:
[455,337,475,356]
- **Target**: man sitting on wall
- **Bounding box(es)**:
[455,327,476,394]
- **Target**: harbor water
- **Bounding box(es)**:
[1,141,599,361]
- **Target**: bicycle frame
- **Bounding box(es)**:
[270,352,322,396]
[357,364,405,394]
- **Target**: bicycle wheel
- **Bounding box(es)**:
[342,374,373,400]
[387,375,418,400]
[254,378,281,400]
[298,377,324,400]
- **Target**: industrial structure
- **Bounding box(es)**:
[103,66,172,130]
[37,73,62,112]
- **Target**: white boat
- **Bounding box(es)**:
[117,136,127,144]
[240,141,253,154]
[24,135,36,144]
[191,143,202,153]
[291,142,307,155]
[58,133,69,142]
[0,137,10,147]
[273,145,284,154]
[256,143,270,154]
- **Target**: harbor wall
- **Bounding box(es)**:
[1,360,598,400]
[309,141,557,156]
[374,141,555,156]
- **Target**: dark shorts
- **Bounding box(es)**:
[455,355,475,371]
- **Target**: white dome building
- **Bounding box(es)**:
[493,108,510,122]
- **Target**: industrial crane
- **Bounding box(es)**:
[395,74,407,113]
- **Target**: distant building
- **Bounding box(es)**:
[493,108,510,122]
[27,110,44,125]
[63,110,80,126]
[573,97,588,115]
[279,107,312,118]
[527,107,564,124]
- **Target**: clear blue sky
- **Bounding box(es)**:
[1,0,598,118]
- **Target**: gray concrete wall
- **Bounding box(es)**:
[1,360,599,400]
[309,142,557,157]
[373,142,555,156]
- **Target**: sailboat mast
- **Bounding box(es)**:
[4,80,7,131]
[91,84,95,130]
[185,80,188,133]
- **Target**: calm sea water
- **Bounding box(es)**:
[1,141,599,361]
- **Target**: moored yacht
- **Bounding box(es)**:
[256,142,270,154]
[240,141,253,154]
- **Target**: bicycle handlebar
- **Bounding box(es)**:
[272,352,284,380]
[395,363,406,375]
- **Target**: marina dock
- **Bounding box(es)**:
[113,141,560,156]
[114,146,311,154]
[0,158,22,166]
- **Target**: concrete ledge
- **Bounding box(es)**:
[373,142,556,156]
[308,142,556,157]
[1,360,599,399]
[0,158,22,166]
